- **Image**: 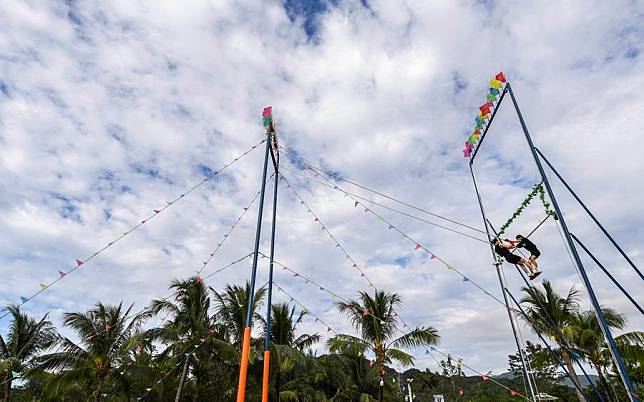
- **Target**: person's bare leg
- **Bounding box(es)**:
[518,260,532,275]
[530,255,538,269]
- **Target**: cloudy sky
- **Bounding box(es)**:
[1,0,642,376]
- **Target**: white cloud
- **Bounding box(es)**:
[0,0,642,377]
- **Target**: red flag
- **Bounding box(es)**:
[480,103,491,115]
[430,254,437,259]
[459,389,464,396]
[362,310,369,317]
[510,389,518,396]
[354,201,358,207]
[364,208,369,212]
[58,270,67,278]
[262,106,272,117]
[496,72,506,82]
[75,259,83,267]
[199,337,205,343]
[415,244,422,250]
[106,325,113,331]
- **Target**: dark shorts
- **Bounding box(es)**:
[505,253,522,264]
[529,249,541,258]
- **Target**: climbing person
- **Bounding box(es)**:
[508,235,542,279]
[492,238,539,279]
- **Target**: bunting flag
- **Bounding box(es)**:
[76,259,84,267]
[462,276,469,282]
[40,283,47,290]
[58,270,66,278]
[462,72,507,157]
[459,389,464,396]
[11,371,20,378]
[482,375,489,381]
[20,296,28,303]
[510,389,518,396]
[415,243,422,250]
[262,106,273,132]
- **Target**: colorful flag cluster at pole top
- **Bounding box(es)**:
[463,72,507,158]
[262,106,274,133]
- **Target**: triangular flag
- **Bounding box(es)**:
[510,389,518,396]
[11,371,20,378]
[146,388,152,392]
[495,72,506,82]
[40,283,47,289]
[364,208,369,212]
[489,87,500,95]
[489,79,502,89]
[486,93,497,102]
[447,265,454,270]
[153,209,160,213]
[58,270,67,278]
[430,254,437,260]
[462,276,469,282]
[415,243,422,250]
[482,375,489,381]
[388,225,393,230]
[459,389,464,396]
[20,296,28,303]
[141,220,147,224]
[76,259,84,267]
[314,218,319,222]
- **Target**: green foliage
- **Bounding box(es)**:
[497,183,556,237]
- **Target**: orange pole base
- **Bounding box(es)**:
[236,327,252,402]
[262,350,271,402]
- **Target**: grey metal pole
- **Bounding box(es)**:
[507,82,639,402]
[468,164,537,402]
[535,147,642,280]
[265,149,279,350]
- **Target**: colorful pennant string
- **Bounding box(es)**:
[273,279,528,401]
[462,72,507,158]
[0,139,266,320]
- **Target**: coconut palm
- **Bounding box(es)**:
[259,302,320,399]
[521,280,585,402]
[0,305,56,402]
[38,302,148,402]
[328,290,439,402]
[568,308,627,401]
[147,277,236,402]
[212,281,266,348]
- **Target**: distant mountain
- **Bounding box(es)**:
[493,371,599,388]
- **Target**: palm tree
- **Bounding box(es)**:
[147,276,236,402]
[328,290,439,402]
[148,277,212,402]
[39,302,148,402]
[0,305,56,402]
[259,302,320,399]
[521,280,585,402]
[212,281,266,348]
[568,308,627,401]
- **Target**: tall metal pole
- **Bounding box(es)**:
[535,147,643,281]
[468,164,537,402]
[407,379,413,401]
[570,233,643,315]
[262,144,279,402]
[236,129,272,402]
[507,82,639,402]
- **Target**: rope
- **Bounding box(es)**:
[280,169,506,309]
[279,147,487,235]
[0,139,266,319]
[281,165,488,244]
[271,278,529,400]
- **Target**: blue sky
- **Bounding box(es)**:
[0,0,642,375]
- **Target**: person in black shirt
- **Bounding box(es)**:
[507,235,542,279]
[492,239,536,277]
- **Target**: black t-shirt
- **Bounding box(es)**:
[494,244,511,258]
[517,238,538,254]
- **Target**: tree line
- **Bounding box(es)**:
[0,277,641,401]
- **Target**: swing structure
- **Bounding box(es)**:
[465,72,642,402]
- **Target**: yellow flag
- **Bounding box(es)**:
[447,265,454,270]
[40,283,47,290]
[489,79,502,89]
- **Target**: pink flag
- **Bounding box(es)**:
[415,244,422,250]
[58,270,67,278]
[75,259,83,267]
[510,389,518,396]
[482,375,489,381]
[262,106,272,117]
[430,254,437,259]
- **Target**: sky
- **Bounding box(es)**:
[0,0,642,376]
